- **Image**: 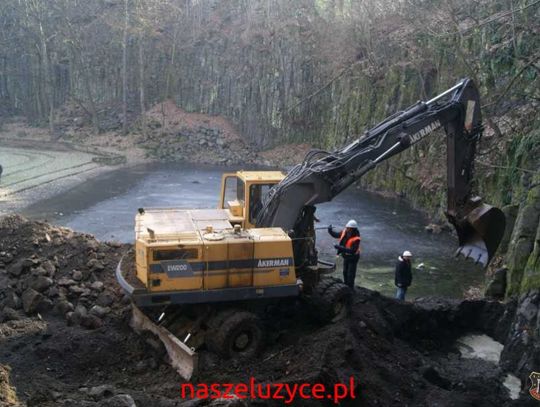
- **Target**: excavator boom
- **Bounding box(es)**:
[257,78,505,266]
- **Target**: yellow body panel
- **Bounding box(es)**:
[142,241,203,292]
[135,242,148,285]
[201,240,228,290]
[223,239,254,287]
[135,201,296,294]
[236,170,285,183]
[251,228,296,287]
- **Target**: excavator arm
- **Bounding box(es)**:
[257,78,505,266]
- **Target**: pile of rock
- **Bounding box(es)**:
[141,124,260,166]
[0,215,127,330]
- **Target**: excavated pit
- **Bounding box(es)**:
[0,215,528,406]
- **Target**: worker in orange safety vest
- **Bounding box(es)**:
[328,219,361,288]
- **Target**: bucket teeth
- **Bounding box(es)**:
[455,242,488,266]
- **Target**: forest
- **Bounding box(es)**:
[0,0,538,200]
[1,0,539,288]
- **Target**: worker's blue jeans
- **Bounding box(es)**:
[395,286,407,301]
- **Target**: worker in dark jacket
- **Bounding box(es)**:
[395,251,413,300]
[328,220,361,289]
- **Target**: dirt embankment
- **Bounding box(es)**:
[0,215,533,406]
[1,101,313,170]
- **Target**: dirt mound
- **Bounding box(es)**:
[0,214,127,327]
[138,101,259,166]
[145,101,241,143]
[0,215,530,406]
[1,104,310,169]
[0,215,181,406]
[197,290,521,406]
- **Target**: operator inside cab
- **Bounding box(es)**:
[328,220,361,289]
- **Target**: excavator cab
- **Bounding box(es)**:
[219,171,285,229]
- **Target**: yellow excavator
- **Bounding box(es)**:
[116,78,506,379]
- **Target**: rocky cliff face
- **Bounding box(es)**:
[499,174,540,382]
[506,175,540,296]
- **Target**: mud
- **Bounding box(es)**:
[0,215,535,406]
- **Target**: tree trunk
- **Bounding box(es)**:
[122,0,129,135]
[37,18,54,137]
[139,33,146,136]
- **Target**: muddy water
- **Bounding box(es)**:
[23,163,486,298]
[457,334,521,399]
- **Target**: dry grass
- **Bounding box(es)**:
[0,364,19,406]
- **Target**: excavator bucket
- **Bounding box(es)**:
[452,203,506,267]
[130,305,198,380]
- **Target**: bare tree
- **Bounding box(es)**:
[122,0,130,135]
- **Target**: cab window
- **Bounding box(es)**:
[249,184,273,224]
[236,178,245,205]
[222,176,245,208]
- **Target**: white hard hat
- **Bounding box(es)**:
[345,219,358,229]
[403,250,413,257]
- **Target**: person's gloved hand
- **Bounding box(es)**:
[327,224,333,232]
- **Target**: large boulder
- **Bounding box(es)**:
[8,258,31,277]
[22,288,51,314]
[87,259,105,272]
[41,259,56,275]
[1,289,21,310]
[31,276,54,292]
